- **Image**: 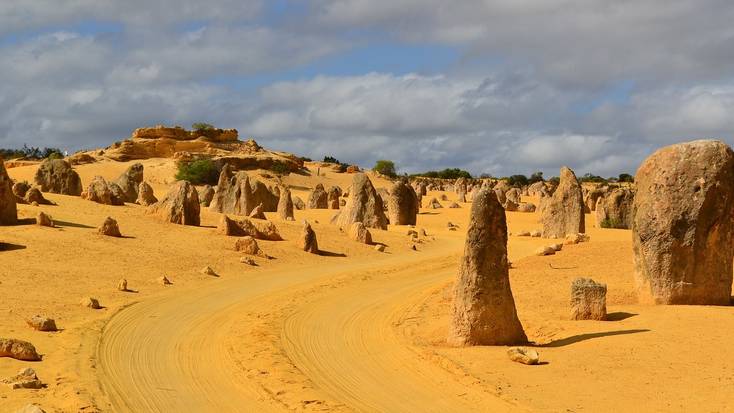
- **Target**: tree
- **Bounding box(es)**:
[175,159,219,185]
[618,173,634,183]
[192,122,215,131]
[506,174,529,187]
[323,155,340,164]
[373,160,397,178]
[529,171,544,183]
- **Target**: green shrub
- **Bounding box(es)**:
[411,168,472,180]
[175,159,219,185]
[192,122,215,131]
[270,161,290,175]
[373,160,397,178]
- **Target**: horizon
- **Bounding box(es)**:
[2,1,733,177]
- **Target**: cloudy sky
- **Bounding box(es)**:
[2,1,734,177]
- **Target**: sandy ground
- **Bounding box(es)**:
[1,159,733,413]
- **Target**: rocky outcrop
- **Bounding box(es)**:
[33,159,82,196]
[632,140,734,305]
[570,278,607,320]
[0,338,41,361]
[596,188,634,229]
[541,166,585,238]
[148,181,200,226]
[327,186,342,209]
[101,126,303,172]
[0,159,17,225]
[217,215,281,240]
[332,174,388,230]
[387,180,419,226]
[114,163,144,203]
[277,187,295,221]
[136,182,158,206]
[448,189,527,346]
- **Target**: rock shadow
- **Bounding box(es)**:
[538,329,650,348]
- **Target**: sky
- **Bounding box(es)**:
[2,0,734,177]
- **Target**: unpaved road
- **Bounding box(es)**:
[95,238,521,412]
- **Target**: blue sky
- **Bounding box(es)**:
[2,0,734,177]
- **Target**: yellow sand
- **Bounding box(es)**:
[0,160,731,412]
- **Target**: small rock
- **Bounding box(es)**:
[530,230,541,237]
[571,277,607,320]
[158,275,172,285]
[516,231,531,237]
[406,230,418,237]
[26,316,57,332]
[550,243,563,252]
[507,347,540,365]
[80,297,101,309]
[374,245,385,252]
[117,278,128,292]
[35,212,53,227]
[564,233,590,245]
[240,257,257,266]
[201,266,218,277]
[98,216,122,237]
[3,368,43,389]
[534,246,556,256]
[411,245,417,251]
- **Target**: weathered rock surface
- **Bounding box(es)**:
[632,140,734,305]
[596,189,634,229]
[332,174,388,230]
[0,338,41,361]
[507,347,539,365]
[197,185,215,207]
[348,222,372,244]
[0,159,17,225]
[26,316,56,332]
[80,297,101,309]
[210,165,277,216]
[387,180,419,226]
[541,166,585,238]
[33,159,82,196]
[81,176,125,205]
[308,184,328,209]
[114,163,144,203]
[248,203,266,220]
[234,236,263,256]
[570,278,607,320]
[148,181,200,226]
[136,182,158,206]
[3,368,43,389]
[98,216,122,237]
[277,187,295,221]
[217,215,282,240]
[327,186,342,209]
[24,188,51,205]
[35,212,53,227]
[448,189,527,346]
[299,220,319,253]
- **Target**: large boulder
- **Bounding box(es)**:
[114,163,144,203]
[448,189,527,346]
[541,166,585,238]
[209,165,277,216]
[33,159,82,196]
[596,188,634,229]
[331,174,388,230]
[632,140,734,305]
[148,181,200,226]
[307,184,328,209]
[0,338,41,361]
[387,179,419,226]
[81,176,125,205]
[0,159,17,225]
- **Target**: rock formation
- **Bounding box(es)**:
[148,181,201,226]
[570,278,607,320]
[36,212,53,227]
[81,176,125,205]
[299,220,318,253]
[541,166,585,238]
[0,338,41,361]
[136,182,158,206]
[332,174,388,230]
[33,159,83,196]
[210,165,277,216]
[448,189,527,346]
[277,187,295,221]
[98,217,122,237]
[197,185,215,207]
[217,215,281,240]
[348,222,372,244]
[308,184,328,209]
[0,159,17,225]
[114,163,144,203]
[387,179,419,226]
[596,188,634,229]
[632,140,734,305]
[327,186,342,209]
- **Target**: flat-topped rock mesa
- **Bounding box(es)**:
[101,125,303,172]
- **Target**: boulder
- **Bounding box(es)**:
[534,246,556,256]
[541,166,585,238]
[0,338,41,361]
[248,203,266,220]
[35,212,53,227]
[426,198,443,209]
[136,182,158,206]
[33,159,82,196]
[632,140,734,305]
[80,297,101,309]
[148,181,200,226]
[114,162,144,203]
[308,184,329,209]
[448,189,527,346]
[3,368,43,389]
[217,215,281,240]
[507,347,539,365]
[596,189,633,229]
[505,188,521,205]
[98,217,122,237]
[332,174,388,230]
[570,278,607,320]
[234,236,263,256]
[12,181,30,199]
[299,220,318,253]
[81,176,124,205]
[117,278,128,292]
[0,159,17,225]
[327,186,342,209]
[197,185,215,207]
[564,233,590,245]
[24,188,51,205]
[26,316,56,332]
[348,222,372,244]
[387,179,419,226]
[293,196,305,210]
[277,187,295,221]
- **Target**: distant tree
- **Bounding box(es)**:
[618,173,634,183]
[580,173,606,183]
[323,155,340,164]
[529,171,544,183]
[175,159,219,185]
[479,173,493,179]
[373,160,397,178]
[506,174,529,187]
[192,122,215,131]
[548,176,560,186]
[411,168,472,180]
